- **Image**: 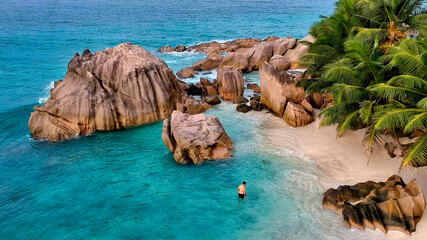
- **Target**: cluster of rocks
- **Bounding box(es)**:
[166,36,316,81]
[323,175,425,234]
[162,111,233,164]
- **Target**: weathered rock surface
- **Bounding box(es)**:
[284,35,315,69]
[283,102,314,127]
[162,111,233,164]
[217,66,244,101]
[245,43,274,71]
[29,43,182,141]
[177,67,197,79]
[200,78,217,96]
[271,37,297,55]
[219,52,249,70]
[260,62,305,116]
[323,175,425,235]
[301,99,314,114]
[269,55,291,71]
[184,98,212,115]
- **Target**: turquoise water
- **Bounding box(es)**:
[0,1,385,239]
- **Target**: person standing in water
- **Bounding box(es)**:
[238,181,247,199]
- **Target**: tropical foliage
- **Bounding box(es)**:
[300,0,427,168]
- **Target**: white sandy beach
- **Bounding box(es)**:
[263,112,427,240]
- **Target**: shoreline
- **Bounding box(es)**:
[262,111,427,240]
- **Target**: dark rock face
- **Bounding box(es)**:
[250,99,263,111]
[247,83,261,93]
[29,43,182,141]
[236,103,252,113]
[323,175,426,235]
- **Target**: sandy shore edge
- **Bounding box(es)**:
[264,114,427,240]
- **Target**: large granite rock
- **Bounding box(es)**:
[259,62,305,116]
[323,175,426,235]
[217,66,244,101]
[162,111,233,164]
[29,43,182,141]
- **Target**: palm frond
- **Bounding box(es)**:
[401,134,427,168]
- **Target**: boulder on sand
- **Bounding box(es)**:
[322,175,426,235]
[162,111,233,164]
[259,62,305,116]
[29,43,182,141]
[282,102,314,127]
[217,66,244,101]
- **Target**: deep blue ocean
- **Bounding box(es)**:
[0,1,386,239]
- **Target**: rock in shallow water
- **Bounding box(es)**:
[162,111,233,164]
[217,66,244,101]
[29,42,182,141]
[323,175,425,235]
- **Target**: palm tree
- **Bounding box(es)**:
[300,0,426,168]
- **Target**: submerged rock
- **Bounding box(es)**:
[233,96,249,104]
[323,175,426,234]
[29,43,182,141]
[247,83,261,93]
[162,111,233,164]
[236,103,252,113]
[217,66,244,101]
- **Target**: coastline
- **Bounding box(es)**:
[263,110,427,240]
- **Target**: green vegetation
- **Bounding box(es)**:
[299,0,426,168]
